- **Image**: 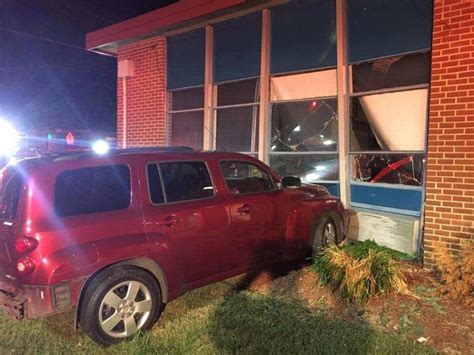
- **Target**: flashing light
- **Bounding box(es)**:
[92,140,110,155]
[66,132,75,145]
[0,119,19,156]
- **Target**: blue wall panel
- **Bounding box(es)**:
[351,184,423,213]
[318,183,340,197]
[347,0,433,63]
[271,0,337,74]
[167,29,205,89]
[214,12,262,83]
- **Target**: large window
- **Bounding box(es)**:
[0,169,23,220]
[168,87,204,150]
[55,165,131,217]
[215,78,260,154]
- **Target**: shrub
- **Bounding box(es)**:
[434,244,473,307]
[313,244,407,304]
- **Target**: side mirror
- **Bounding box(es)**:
[281,176,301,188]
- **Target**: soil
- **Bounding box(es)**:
[238,262,474,354]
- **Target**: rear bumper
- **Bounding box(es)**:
[0,281,27,320]
[0,281,71,320]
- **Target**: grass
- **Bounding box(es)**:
[0,273,434,354]
[313,243,407,303]
[343,240,418,262]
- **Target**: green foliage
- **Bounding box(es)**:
[313,243,407,304]
[344,240,418,261]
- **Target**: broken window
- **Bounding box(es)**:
[271,99,338,152]
[352,154,424,186]
[269,154,339,183]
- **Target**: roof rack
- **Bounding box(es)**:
[114,146,194,154]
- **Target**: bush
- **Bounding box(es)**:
[434,244,473,307]
[313,243,407,304]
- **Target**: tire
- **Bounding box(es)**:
[79,266,162,346]
[310,212,343,253]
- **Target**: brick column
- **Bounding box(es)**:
[424,0,474,266]
[116,37,167,147]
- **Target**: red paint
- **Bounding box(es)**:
[86,0,247,53]
[65,132,75,145]
[0,150,348,322]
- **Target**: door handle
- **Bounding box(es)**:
[237,204,251,214]
[155,215,180,227]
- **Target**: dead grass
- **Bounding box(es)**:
[433,243,474,307]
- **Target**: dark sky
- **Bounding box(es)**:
[0,0,176,134]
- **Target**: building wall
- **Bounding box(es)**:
[117,37,167,147]
[425,0,474,266]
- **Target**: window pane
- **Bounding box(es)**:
[55,165,131,217]
[271,99,338,152]
[348,0,433,63]
[352,52,431,93]
[217,78,259,106]
[167,29,205,89]
[352,153,424,186]
[350,89,428,151]
[160,162,214,202]
[269,154,339,182]
[170,111,204,150]
[271,0,337,74]
[171,87,204,111]
[220,161,274,194]
[147,164,165,204]
[214,12,261,82]
[216,106,259,152]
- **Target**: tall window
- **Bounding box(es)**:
[269,0,338,195]
[213,13,261,155]
[347,0,433,215]
[167,29,205,149]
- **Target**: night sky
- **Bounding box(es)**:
[0,0,175,134]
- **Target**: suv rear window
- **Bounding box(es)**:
[55,165,131,217]
[0,170,23,220]
[158,161,213,203]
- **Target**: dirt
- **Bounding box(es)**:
[240,262,474,355]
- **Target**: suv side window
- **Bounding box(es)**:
[147,163,165,204]
[219,161,275,195]
[55,164,131,217]
[159,161,214,203]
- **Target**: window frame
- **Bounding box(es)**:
[218,159,276,196]
[145,159,216,206]
[54,164,132,218]
[348,50,430,189]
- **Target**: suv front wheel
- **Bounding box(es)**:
[79,266,162,346]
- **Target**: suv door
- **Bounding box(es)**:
[141,160,233,285]
[219,160,282,266]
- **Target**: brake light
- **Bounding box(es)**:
[16,257,35,275]
[14,237,38,254]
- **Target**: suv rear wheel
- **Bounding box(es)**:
[79,266,162,346]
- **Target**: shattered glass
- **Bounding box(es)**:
[269,154,339,183]
[352,154,424,186]
[270,99,338,152]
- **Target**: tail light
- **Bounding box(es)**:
[16,257,35,275]
[15,237,38,254]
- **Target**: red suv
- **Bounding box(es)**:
[0,148,348,345]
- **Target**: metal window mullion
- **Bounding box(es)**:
[214,102,259,110]
[350,83,430,98]
[259,8,271,163]
[167,108,205,114]
[267,151,338,155]
[336,0,350,207]
[203,26,214,150]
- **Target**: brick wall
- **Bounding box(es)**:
[116,37,167,147]
[425,0,474,266]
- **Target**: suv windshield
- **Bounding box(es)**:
[0,169,23,221]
